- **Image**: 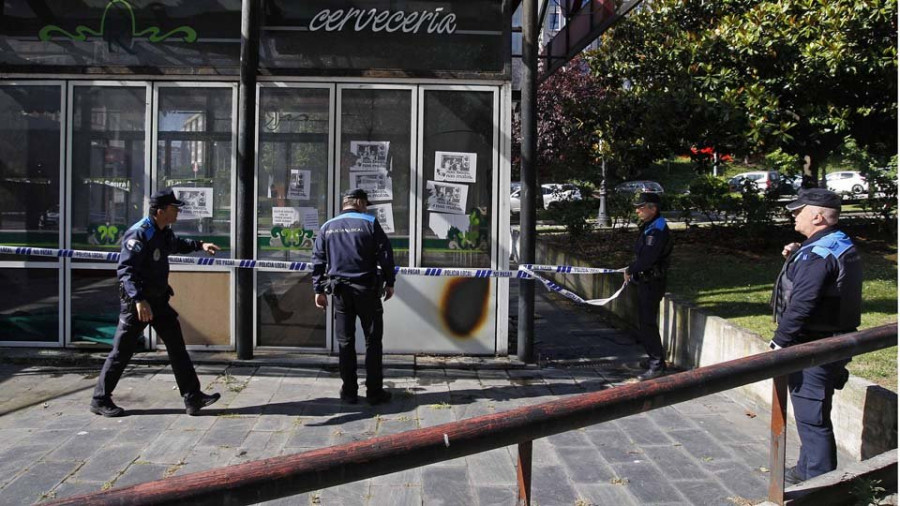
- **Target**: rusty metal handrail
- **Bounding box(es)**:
[49,324,897,506]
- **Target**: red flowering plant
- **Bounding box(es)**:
[689,145,733,174]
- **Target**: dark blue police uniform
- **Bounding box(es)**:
[312,206,395,401]
[626,214,673,373]
[92,216,206,406]
[772,227,862,481]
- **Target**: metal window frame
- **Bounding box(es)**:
[151,82,239,352]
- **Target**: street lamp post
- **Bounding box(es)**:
[597,138,609,227]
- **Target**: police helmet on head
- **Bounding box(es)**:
[150,188,185,208]
[785,188,841,211]
[343,188,369,204]
[633,191,661,207]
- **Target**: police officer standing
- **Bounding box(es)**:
[624,192,673,381]
[312,189,396,405]
[770,188,861,484]
[90,189,221,417]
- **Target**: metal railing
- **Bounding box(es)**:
[48,323,897,506]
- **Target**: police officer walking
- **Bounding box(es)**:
[624,192,673,381]
[312,189,396,405]
[770,188,861,484]
[90,189,221,417]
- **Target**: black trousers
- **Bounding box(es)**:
[788,360,848,480]
[332,284,384,396]
[92,297,201,402]
[636,279,666,370]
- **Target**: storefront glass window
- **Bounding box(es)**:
[71,86,147,254]
[157,87,233,256]
[70,269,126,346]
[421,90,494,267]
[0,85,62,261]
[339,88,412,267]
[0,268,59,343]
[256,87,330,348]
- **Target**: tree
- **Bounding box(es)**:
[584,0,898,180]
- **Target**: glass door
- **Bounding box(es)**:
[0,83,65,346]
[255,84,333,349]
[66,82,151,348]
[153,83,236,349]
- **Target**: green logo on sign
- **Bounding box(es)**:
[39,0,197,47]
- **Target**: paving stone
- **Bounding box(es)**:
[642,446,708,480]
[367,484,422,506]
[557,447,616,484]
[475,485,517,506]
[530,465,578,506]
[140,429,204,464]
[375,466,422,487]
[177,444,229,475]
[422,466,474,506]
[111,461,170,489]
[317,480,369,506]
[546,428,592,448]
[616,414,674,446]
[0,461,80,505]
[466,448,516,486]
[644,405,693,431]
[46,428,119,462]
[607,461,687,504]
[670,479,736,506]
[284,422,334,449]
[530,438,561,467]
[666,428,733,461]
[711,462,769,502]
[0,443,57,487]
[573,483,638,506]
[199,416,255,447]
[590,429,647,463]
[50,479,106,502]
[253,492,311,505]
[72,443,142,483]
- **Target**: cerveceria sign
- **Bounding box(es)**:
[308,7,458,34]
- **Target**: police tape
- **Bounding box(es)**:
[0,245,626,279]
[1,245,630,304]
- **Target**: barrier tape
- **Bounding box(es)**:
[1,245,630,304]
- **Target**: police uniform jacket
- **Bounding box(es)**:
[626,215,672,282]
[118,217,203,302]
[772,227,862,348]
[312,210,396,294]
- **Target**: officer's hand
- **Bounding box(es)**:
[314,293,327,309]
[781,242,800,259]
[136,301,153,322]
[202,242,220,256]
[624,272,632,284]
[383,286,394,301]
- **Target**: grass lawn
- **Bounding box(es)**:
[546,223,898,390]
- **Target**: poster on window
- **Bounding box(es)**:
[426,180,468,215]
[367,203,395,234]
[173,187,214,218]
[428,212,470,239]
[287,169,311,200]
[351,170,393,202]
[349,141,390,171]
[434,151,477,183]
[272,206,319,230]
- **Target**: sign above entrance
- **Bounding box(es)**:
[261,0,510,78]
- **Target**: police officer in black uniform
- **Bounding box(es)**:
[624,192,673,381]
[90,188,221,417]
[312,189,396,405]
[770,188,862,484]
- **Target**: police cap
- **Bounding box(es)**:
[633,192,661,207]
[785,188,841,211]
[150,188,185,208]
[343,188,369,204]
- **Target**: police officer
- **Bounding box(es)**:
[624,192,673,381]
[312,189,396,405]
[90,188,221,417]
[770,188,861,484]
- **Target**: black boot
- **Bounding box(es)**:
[184,391,221,416]
[90,399,125,417]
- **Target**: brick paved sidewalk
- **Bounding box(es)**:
[0,285,824,505]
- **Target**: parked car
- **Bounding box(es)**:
[728,171,780,193]
[615,180,664,194]
[509,183,582,213]
[38,205,59,229]
[826,171,868,195]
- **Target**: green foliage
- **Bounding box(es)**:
[675,175,738,226]
[447,209,489,250]
[545,199,595,238]
[849,478,887,506]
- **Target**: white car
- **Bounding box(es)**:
[826,171,868,195]
[510,183,582,213]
